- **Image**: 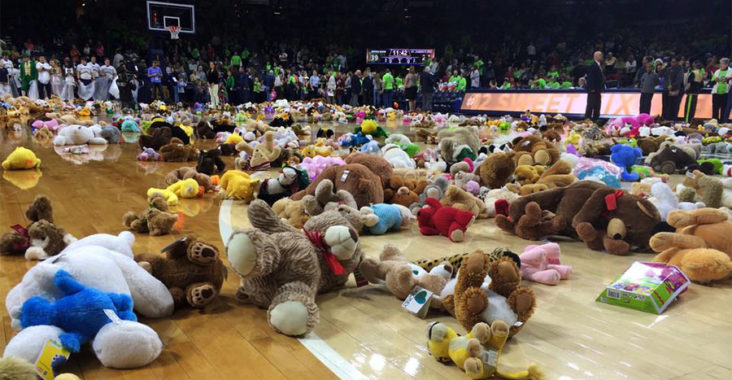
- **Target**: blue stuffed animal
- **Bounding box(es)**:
[19,270,137,352]
[359,138,380,155]
[610,144,642,182]
[360,203,405,235]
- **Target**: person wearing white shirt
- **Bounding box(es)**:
[76,57,95,100]
[92,57,110,101]
[470,66,480,88]
[2,53,18,96]
[36,56,52,99]
[77,58,92,84]
[112,50,124,68]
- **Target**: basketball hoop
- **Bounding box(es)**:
[168,26,180,40]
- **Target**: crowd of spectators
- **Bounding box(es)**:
[0,22,728,115]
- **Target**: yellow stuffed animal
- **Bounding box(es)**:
[427,321,543,380]
[219,170,260,201]
[147,178,201,206]
[2,147,41,170]
[224,133,244,145]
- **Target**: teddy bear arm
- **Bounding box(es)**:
[571,188,616,227]
[268,281,319,336]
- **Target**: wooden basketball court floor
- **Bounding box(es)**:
[1,118,732,380]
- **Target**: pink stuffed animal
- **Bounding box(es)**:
[519,242,572,285]
[300,155,346,181]
[32,118,60,132]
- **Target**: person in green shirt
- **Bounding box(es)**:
[225,69,235,102]
[475,58,484,75]
[500,81,512,89]
[395,76,403,91]
[457,75,467,92]
[382,69,395,106]
[241,49,250,60]
[230,52,242,68]
[191,48,200,59]
[711,57,730,121]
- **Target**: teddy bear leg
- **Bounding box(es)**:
[488,258,521,298]
[268,281,319,336]
[507,287,536,334]
[168,287,188,307]
[677,249,732,283]
[575,222,605,251]
[448,223,466,242]
[650,232,707,252]
[186,240,219,264]
[24,246,49,261]
[186,282,218,308]
[667,208,729,229]
[456,287,489,330]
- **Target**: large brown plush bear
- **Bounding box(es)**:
[651,208,732,283]
[344,152,394,188]
[136,236,227,309]
[496,180,661,255]
[290,163,384,208]
[441,185,489,218]
[441,250,536,337]
[226,200,364,336]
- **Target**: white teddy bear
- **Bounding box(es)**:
[3,232,174,369]
[53,125,109,146]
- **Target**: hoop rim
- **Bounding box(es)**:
[167,25,181,31]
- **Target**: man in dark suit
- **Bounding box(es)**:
[584,51,605,121]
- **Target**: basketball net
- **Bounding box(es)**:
[168,26,180,40]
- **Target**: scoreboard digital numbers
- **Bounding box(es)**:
[366,48,435,65]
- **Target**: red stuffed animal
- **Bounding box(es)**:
[417,197,475,242]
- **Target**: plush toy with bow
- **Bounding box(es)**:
[226,200,363,336]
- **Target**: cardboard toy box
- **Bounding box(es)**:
[596,261,690,314]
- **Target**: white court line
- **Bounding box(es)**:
[218,199,369,380]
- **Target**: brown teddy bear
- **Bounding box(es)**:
[272,197,310,228]
[441,185,489,218]
[291,163,384,208]
[650,208,732,283]
[0,195,75,259]
[139,126,172,151]
[359,244,452,309]
[165,167,218,193]
[383,174,428,206]
[300,179,358,216]
[496,180,661,255]
[123,194,179,236]
[160,138,199,162]
[637,135,672,156]
[344,152,394,188]
[135,236,227,309]
[511,135,561,166]
[441,250,536,337]
[513,161,575,188]
[225,200,364,336]
[476,152,516,189]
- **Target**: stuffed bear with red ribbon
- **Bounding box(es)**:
[495,180,662,255]
[225,199,364,337]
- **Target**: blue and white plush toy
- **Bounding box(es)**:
[19,270,137,353]
[610,144,642,182]
[359,203,415,235]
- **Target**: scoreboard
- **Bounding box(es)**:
[366,48,435,65]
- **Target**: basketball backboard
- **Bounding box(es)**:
[147,1,196,34]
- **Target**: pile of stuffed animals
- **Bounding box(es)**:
[3,96,732,379]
